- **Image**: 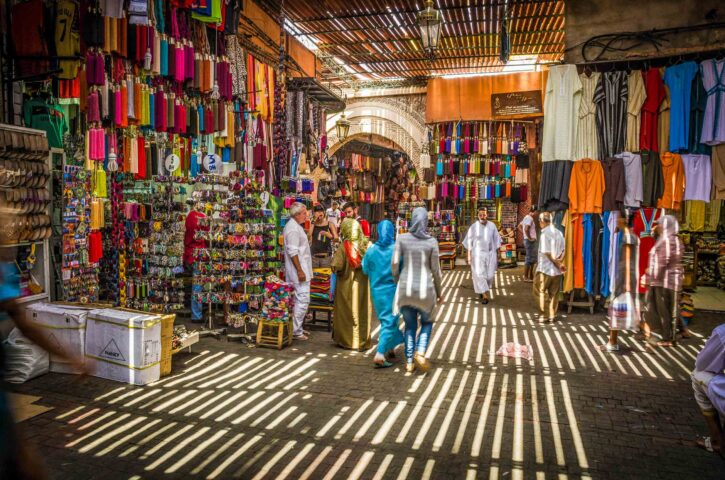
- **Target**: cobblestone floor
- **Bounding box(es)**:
[12,267,725,479]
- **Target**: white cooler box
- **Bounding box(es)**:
[25,303,88,374]
[85,309,162,385]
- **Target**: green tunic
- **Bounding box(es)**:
[330,246,372,350]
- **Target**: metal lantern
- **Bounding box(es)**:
[418,0,442,55]
[335,113,351,141]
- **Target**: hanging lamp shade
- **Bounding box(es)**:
[336,113,351,140]
[417,0,442,55]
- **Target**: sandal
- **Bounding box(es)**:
[374,360,394,369]
[656,341,674,347]
[697,437,720,454]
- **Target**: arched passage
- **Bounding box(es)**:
[328,133,407,158]
[326,96,426,173]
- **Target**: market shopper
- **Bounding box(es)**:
[532,212,566,323]
[640,215,684,347]
[392,207,443,373]
[283,202,313,341]
[518,205,538,282]
[184,201,209,322]
[342,202,371,237]
[462,207,501,304]
[601,212,640,351]
[1,211,88,479]
[325,201,342,229]
[362,220,404,368]
[691,323,725,456]
[307,204,338,268]
[330,218,372,350]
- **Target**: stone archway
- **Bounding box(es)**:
[326,95,427,173]
[328,132,407,158]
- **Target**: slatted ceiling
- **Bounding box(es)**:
[268,0,564,84]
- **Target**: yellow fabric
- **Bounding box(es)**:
[90,199,105,230]
[705,200,722,232]
[684,200,705,232]
[92,166,107,198]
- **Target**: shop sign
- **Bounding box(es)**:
[492,91,543,117]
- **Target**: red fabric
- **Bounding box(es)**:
[640,68,666,151]
[59,78,81,98]
[358,218,371,237]
[632,207,663,293]
[135,137,147,180]
[343,241,362,269]
[88,231,103,264]
[184,210,208,266]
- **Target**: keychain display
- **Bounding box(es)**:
[61,165,100,303]
[192,173,280,326]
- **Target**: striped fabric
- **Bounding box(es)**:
[594,71,629,161]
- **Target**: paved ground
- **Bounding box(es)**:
[11,267,725,479]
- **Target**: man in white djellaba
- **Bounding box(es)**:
[462,207,501,304]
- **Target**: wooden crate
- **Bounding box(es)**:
[256,318,293,349]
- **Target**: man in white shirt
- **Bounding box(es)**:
[325,201,341,229]
[283,202,313,340]
[533,212,566,323]
[462,207,501,305]
[517,205,538,283]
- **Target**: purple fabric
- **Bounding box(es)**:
[185,45,194,80]
[681,154,712,201]
[695,323,725,374]
[707,374,725,417]
[700,59,725,146]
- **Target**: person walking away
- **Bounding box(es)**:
[184,201,209,322]
[1,209,88,479]
[392,207,443,373]
[518,205,538,282]
[462,207,501,304]
[326,201,341,229]
[640,215,684,347]
[343,202,370,237]
[330,218,372,350]
[308,204,338,268]
[601,212,640,351]
[691,323,725,456]
[533,212,566,323]
[362,220,404,368]
[283,202,313,341]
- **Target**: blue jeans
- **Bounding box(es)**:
[401,306,432,363]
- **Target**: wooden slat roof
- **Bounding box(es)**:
[259,0,565,86]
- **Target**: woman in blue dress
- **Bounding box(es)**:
[362,220,404,368]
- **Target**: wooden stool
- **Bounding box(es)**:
[306,306,333,331]
[256,318,293,349]
[440,256,456,270]
[566,288,595,314]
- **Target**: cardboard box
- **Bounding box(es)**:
[85,309,162,385]
[26,303,88,374]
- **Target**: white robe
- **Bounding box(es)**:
[463,221,501,294]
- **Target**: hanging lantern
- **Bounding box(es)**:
[417,0,442,56]
[335,113,351,141]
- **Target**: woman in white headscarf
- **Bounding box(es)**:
[640,215,684,347]
[392,207,443,373]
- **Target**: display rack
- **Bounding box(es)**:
[0,124,54,304]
